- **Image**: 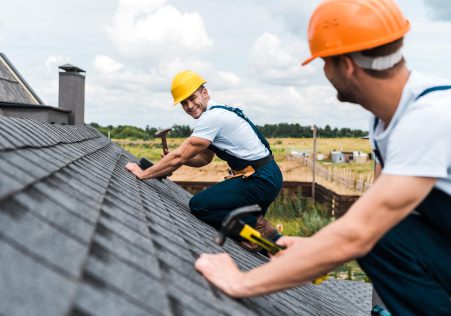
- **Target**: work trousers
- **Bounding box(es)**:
[189,160,282,230]
[358,214,451,315]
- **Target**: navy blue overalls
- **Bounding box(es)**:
[189,105,283,233]
[358,86,451,315]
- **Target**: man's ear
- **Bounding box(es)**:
[202,87,210,99]
[340,55,356,79]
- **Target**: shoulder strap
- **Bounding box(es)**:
[414,85,451,101]
[210,105,271,153]
[373,85,451,168]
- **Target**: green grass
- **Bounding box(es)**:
[266,195,369,282]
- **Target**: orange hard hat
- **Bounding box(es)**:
[302,0,410,66]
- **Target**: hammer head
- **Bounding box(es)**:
[214,204,262,246]
[154,128,172,138]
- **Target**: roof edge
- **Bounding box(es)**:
[0,52,45,105]
[0,100,71,113]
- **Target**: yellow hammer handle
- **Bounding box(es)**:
[240,225,328,285]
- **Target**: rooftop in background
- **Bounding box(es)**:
[0,53,85,125]
[0,116,372,315]
[0,53,44,105]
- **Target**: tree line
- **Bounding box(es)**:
[88,122,368,139]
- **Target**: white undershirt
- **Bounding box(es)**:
[370,71,451,195]
[191,100,269,161]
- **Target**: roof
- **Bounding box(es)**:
[0,101,70,112]
[59,63,86,73]
[0,116,371,316]
[0,53,44,105]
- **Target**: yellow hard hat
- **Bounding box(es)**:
[171,70,207,105]
[302,0,410,66]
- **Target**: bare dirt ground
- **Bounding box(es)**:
[117,138,371,195]
[170,160,311,182]
[170,160,361,195]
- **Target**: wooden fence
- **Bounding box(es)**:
[301,157,373,193]
[175,181,360,218]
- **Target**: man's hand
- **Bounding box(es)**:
[193,175,437,298]
[271,236,306,258]
[125,162,144,179]
[195,253,249,297]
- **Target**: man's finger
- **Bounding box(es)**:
[275,236,291,247]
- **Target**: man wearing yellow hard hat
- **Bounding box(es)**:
[195,0,451,314]
[126,70,283,252]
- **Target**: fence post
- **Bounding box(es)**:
[312,124,317,203]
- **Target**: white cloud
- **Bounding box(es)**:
[107,0,213,60]
[218,71,241,88]
[250,33,317,85]
[210,84,368,129]
[45,56,71,71]
[30,55,72,106]
[93,55,123,75]
[270,0,320,37]
[420,0,451,21]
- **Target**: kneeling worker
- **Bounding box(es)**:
[126,70,283,251]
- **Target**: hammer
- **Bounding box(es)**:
[215,205,286,255]
[154,128,172,155]
[215,205,328,285]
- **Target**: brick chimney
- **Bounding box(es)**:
[58,64,85,125]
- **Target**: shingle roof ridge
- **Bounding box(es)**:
[0,117,101,152]
[0,138,111,201]
[67,146,131,315]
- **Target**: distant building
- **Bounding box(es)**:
[0,53,85,125]
[331,150,345,163]
[353,151,368,163]
[290,150,310,158]
[342,151,354,163]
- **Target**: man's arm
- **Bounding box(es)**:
[125,136,211,179]
[374,162,382,180]
[195,174,436,297]
[184,149,215,167]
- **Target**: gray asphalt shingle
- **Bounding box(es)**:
[0,116,371,315]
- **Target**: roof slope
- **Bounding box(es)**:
[0,53,44,105]
[0,116,370,316]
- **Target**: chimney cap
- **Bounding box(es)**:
[59,63,85,73]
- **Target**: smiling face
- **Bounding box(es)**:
[180,86,210,119]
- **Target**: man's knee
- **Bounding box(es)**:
[189,194,205,218]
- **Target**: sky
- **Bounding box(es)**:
[1,0,450,130]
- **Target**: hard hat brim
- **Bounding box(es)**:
[301,56,316,66]
[172,80,207,105]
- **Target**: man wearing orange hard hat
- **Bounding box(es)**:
[195,0,451,314]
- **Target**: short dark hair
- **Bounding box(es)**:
[332,38,405,79]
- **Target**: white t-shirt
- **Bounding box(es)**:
[369,71,451,195]
[191,100,269,160]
